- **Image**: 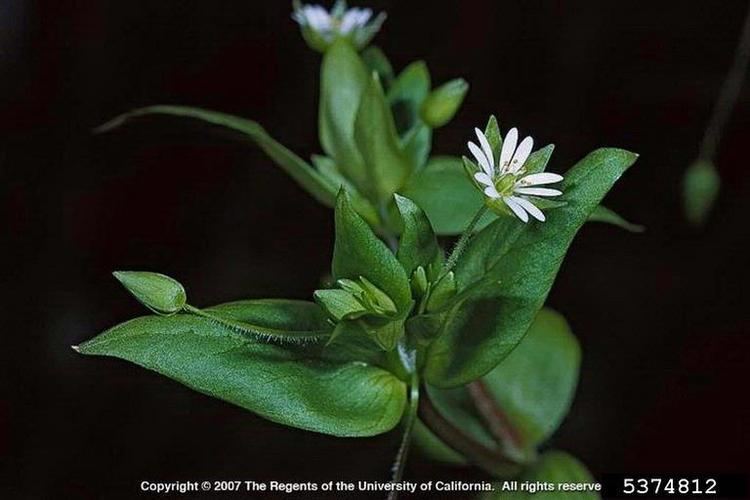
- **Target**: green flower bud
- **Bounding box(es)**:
[420,78,469,128]
[113,271,186,316]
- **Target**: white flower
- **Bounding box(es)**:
[468,126,563,223]
[292,1,386,50]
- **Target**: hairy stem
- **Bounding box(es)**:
[418,385,521,478]
[443,206,488,276]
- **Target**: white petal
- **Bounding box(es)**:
[504,196,529,223]
[510,196,545,222]
[499,127,518,173]
[474,172,494,187]
[484,185,501,199]
[468,141,493,175]
[514,187,562,197]
[518,172,563,186]
[509,136,533,173]
[474,128,495,174]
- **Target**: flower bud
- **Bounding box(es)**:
[113,271,186,315]
[420,78,469,128]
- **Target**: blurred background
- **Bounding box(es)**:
[2,0,749,498]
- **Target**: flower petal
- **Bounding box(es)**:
[509,196,545,222]
[509,135,533,173]
[468,141,493,175]
[475,128,495,174]
[504,196,529,222]
[474,172,494,187]
[514,187,562,197]
[518,172,564,186]
[484,185,501,199]
[499,127,518,174]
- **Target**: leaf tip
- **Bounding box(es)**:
[71,345,80,353]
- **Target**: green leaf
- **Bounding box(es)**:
[94,105,337,206]
[313,289,368,321]
[113,271,186,315]
[420,78,469,128]
[412,419,468,465]
[354,74,414,202]
[198,299,331,342]
[484,115,502,159]
[76,312,406,437]
[480,309,580,447]
[481,451,599,499]
[683,158,720,226]
[387,61,431,137]
[311,155,381,227]
[401,156,495,235]
[588,205,644,233]
[426,148,638,387]
[319,40,369,190]
[332,192,412,313]
[403,123,432,170]
[361,45,394,89]
[394,194,442,276]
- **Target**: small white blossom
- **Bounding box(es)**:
[292,1,386,51]
[468,126,563,223]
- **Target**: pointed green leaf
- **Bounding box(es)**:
[401,156,495,235]
[588,205,644,232]
[311,155,381,227]
[319,40,369,190]
[113,271,186,315]
[95,105,337,206]
[426,148,638,386]
[394,194,441,276]
[683,158,720,226]
[77,310,406,437]
[354,74,413,202]
[332,192,412,313]
[313,289,367,321]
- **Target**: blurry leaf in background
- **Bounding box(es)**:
[77,312,406,437]
[480,451,599,499]
[683,158,721,226]
[319,40,369,190]
[361,45,394,88]
[588,205,645,233]
[414,309,580,463]
[387,61,431,137]
[354,74,414,202]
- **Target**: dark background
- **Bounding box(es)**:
[2,1,749,498]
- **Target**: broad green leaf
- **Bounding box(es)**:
[426,148,638,386]
[94,105,337,206]
[481,451,599,499]
[387,61,431,137]
[113,271,185,315]
[332,192,412,313]
[401,156,495,235]
[421,78,469,128]
[77,312,406,437]
[354,74,413,202]
[683,158,720,226]
[481,309,580,447]
[394,194,442,276]
[588,205,644,232]
[319,40,369,190]
[361,45,394,89]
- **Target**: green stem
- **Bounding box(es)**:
[387,371,419,500]
[418,385,522,478]
[442,205,488,276]
[699,1,750,161]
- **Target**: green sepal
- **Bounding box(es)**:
[361,45,394,89]
[683,158,720,226]
[313,289,368,321]
[394,194,442,276]
[113,271,186,316]
[426,272,456,313]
